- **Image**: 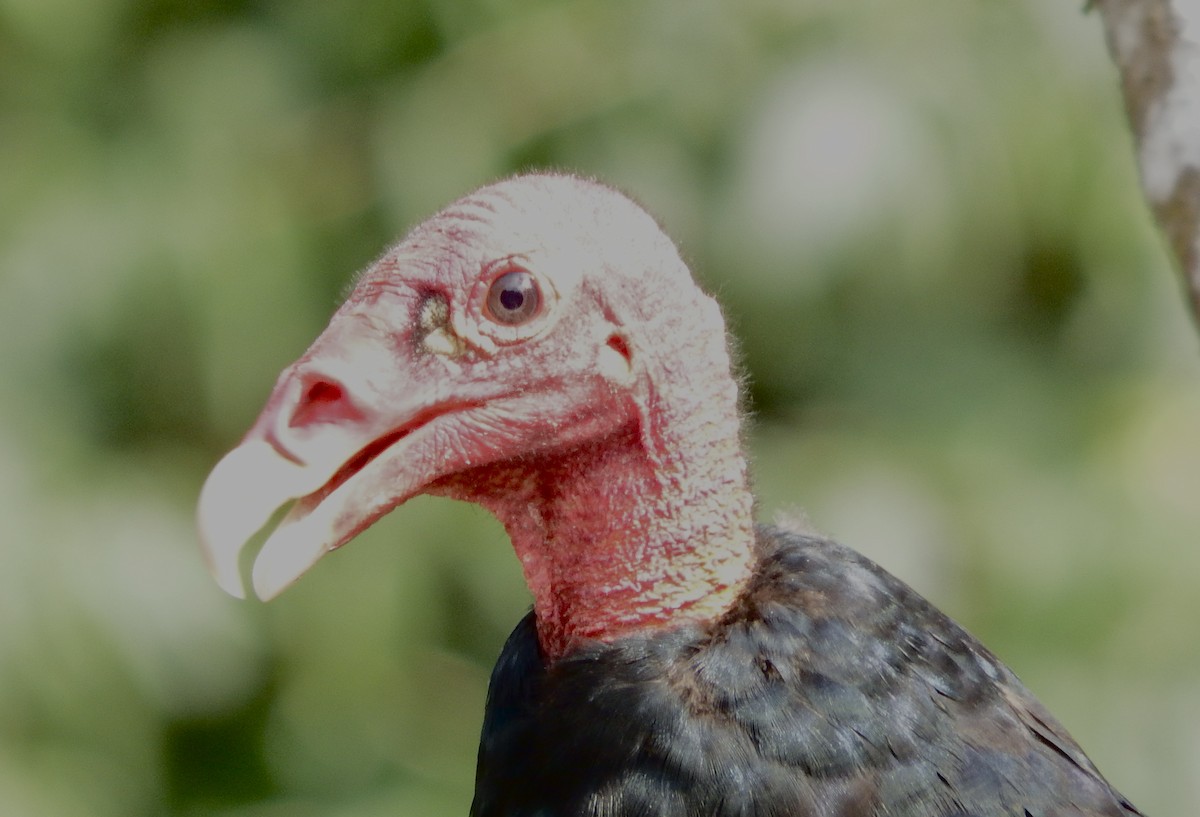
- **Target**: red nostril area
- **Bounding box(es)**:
[606,334,632,363]
[305,380,342,407]
[289,377,359,428]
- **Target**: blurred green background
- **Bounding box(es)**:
[2,0,1198,814]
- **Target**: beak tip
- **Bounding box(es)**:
[249,510,338,602]
[250,565,287,601]
[216,574,249,600]
[196,438,322,603]
[197,525,249,599]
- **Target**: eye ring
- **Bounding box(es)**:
[485,269,541,325]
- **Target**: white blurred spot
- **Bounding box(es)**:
[730,62,934,267]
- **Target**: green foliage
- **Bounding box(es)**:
[1,0,1196,814]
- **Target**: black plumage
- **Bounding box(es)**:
[472,527,1141,817]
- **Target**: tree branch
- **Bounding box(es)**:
[1093,0,1200,323]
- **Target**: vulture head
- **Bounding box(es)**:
[198,174,755,658]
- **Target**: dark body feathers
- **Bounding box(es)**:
[471,527,1140,817]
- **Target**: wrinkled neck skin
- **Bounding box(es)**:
[439,335,757,662]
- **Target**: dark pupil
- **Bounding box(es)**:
[499,288,524,311]
[487,270,540,325]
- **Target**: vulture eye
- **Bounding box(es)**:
[486,270,541,325]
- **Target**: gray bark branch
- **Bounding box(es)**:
[1093,0,1200,323]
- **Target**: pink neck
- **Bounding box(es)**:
[442,327,758,659]
[468,422,754,660]
[478,423,754,658]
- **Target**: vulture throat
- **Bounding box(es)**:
[197,173,1142,817]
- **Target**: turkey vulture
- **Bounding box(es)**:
[198,174,1142,816]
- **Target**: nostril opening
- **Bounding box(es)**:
[289,378,352,428]
[606,334,632,363]
[304,380,343,407]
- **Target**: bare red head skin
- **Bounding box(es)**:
[197,174,756,660]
